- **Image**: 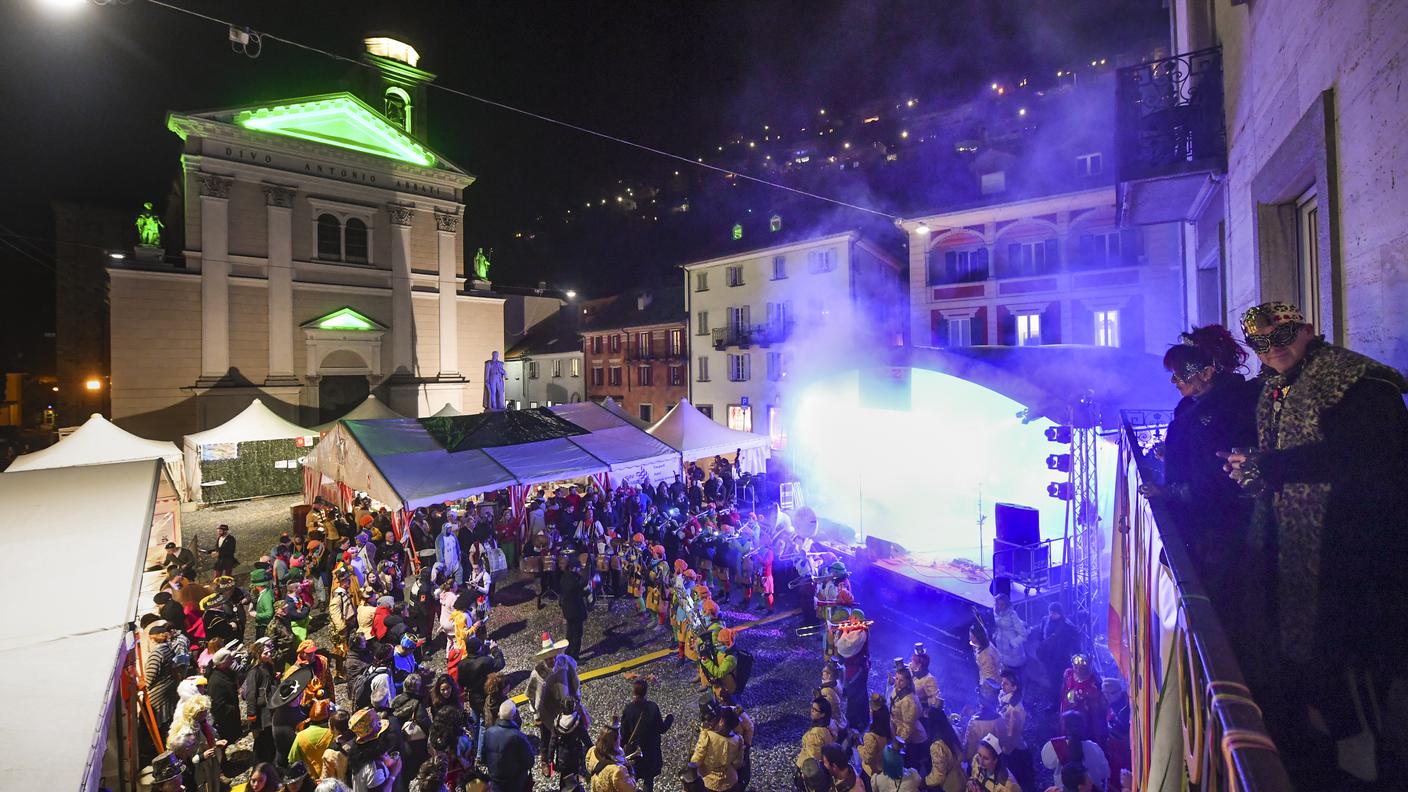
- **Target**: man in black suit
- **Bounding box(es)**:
[208,523,238,576]
[558,560,590,661]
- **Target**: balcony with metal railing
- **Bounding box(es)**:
[1115,410,1292,792]
[1115,47,1227,224]
[711,319,795,350]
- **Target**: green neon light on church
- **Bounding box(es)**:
[316,308,378,330]
[235,96,435,167]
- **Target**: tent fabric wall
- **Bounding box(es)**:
[183,400,315,502]
[8,412,187,498]
[0,460,166,791]
[646,398,771,473]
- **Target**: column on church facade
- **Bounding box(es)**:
[387,204,415,377]
[435,210,460,378]
[197,172,232,382]
[264,185,297,383]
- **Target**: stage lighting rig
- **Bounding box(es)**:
[1045,425,1072,444]
[1047,482,1073,500]
[1046,453,1071,472]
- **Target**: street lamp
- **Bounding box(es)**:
[564,290,577,300]
[85,377,102,392]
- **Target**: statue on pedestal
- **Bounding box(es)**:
[473,247,492,280]
[135,202,163,247]
[483,351,506,411]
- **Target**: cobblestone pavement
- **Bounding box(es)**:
[184,495,1057,791]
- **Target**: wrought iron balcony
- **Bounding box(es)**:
[712,320,795,350]
[1116,48,1227,185]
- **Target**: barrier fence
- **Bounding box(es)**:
[1112,412,1291,791]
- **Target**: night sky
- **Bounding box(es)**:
[0,0,1165,372]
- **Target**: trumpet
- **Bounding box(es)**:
[787,573,832,590]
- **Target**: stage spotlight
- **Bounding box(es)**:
[1046,453,1071,472]
[1045,425,1072,444]
[1047,481,1073,500]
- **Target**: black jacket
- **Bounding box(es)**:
[558,570,589,621]
[620,698,671,778]
[458,645,506,712]
[212,533,238,565]
[481,721,535,790]
[206,665,244,741]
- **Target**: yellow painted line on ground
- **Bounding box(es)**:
[511,608,801,704]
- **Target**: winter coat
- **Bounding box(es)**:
[620,698,670,778]
[480,720,535,791]
[205,665,243,741]
[690,728,743,792]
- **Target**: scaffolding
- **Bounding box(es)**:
[1061,395,1101,641]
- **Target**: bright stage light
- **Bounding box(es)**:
[1046,453,1071,472]
[789,368,1071,561]
[39,0,86,12]
[1045,425,1072,443]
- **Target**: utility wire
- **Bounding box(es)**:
[0,231,57,276]
[139,0,901,222]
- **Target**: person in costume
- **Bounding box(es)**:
[817,659,846,733]
[889,666,929,772]
[925,708,967,792]
[858,694,890,778]
[967,734,1021,792]
[1221,301,1408,784]
[1060,653,1104,745]
[796,696,838,772]
[909,642,943,731]
[834,609,871,733]
[970,622,1000,688]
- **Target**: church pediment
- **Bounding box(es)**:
[302,306,387,332]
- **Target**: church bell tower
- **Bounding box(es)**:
[358,35,436,144]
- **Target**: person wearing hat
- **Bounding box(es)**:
[480,700,535,791]
[968,733,1020,792]
[288,699,335,780]
[245,637,281,763]
[1220,302,1408,783]
[347,708,401,792]
[908,642,942,730]
[817,659,846,733]
[962,678,1003,762]
[144,751,187,792]
[280,761,310,792]
[328,566,357,682]
[1040,711,1108,792]
[207,644,245,741]
[164,541,197,575]
[889,666,929,772]
[558,556,591,662]
[267,598,301,668]
[252,568,276,635]
[1059,654,1103,745]
[206,523,238,577]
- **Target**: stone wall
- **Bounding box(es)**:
[109,272,202,439]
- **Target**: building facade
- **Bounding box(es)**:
[901,187,1182,352]
[107,40,504,439]
[1120,0,1408,372]
[684,230,904,450]
[581,288,688,425]
[505,307,584,409]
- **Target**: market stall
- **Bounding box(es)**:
[647,398,771,473]
[182,399,316,503]
[430,403,465,417]
[0,459,179,792]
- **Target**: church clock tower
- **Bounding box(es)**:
[358,36,436,144]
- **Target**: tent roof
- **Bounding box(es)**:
[7,413,181,471]
[307,403,679,510]
[647,398,771,460]
[0,460,164,791]
[314,394,404,432]
[185,399,311,446]
[430,403,464,418]
[598,397,648,428]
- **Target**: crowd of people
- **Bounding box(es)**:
[1147,302,1408,785]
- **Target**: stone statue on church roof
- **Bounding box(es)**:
[135,202,163,247]
[473,247,492,281]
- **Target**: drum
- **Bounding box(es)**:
[596,555,611,573]
[578,552,591,568]
[521,555,542,574]
[611,555,624,571]
[542,554,557,573]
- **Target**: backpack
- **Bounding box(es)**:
[732,648,755,694]
[349,665,378,710]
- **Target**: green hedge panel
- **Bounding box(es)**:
[198,438,308,502]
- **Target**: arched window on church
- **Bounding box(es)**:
[344,218,369,263]
[317,214,342,259]
[384,88,411,133]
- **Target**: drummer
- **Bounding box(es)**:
[529,529,559,610]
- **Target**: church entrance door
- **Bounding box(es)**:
[319,375,369,423]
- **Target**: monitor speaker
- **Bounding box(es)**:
[866,535,907,560]
[995,502,1039,546]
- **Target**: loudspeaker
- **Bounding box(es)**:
[866,534,907,560]
[994,542,1049,579]
[995,503,1039,546]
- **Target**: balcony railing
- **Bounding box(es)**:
[1115,47,1227,183]
[1116,411,1292,792]
[630,347,687,361]
[711,320,795,350]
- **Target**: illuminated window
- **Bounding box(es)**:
[726,265,745,287]
[1094,309,1120,347]
[668,364,684,386]
[570,358,581,377]
[638,365,653,386]
[770,215,782,232]
[590,336,603,354]
[768,405,787,450]
[731,223,743,241]
[696,311,709,336]
[772,255,787,279]
[639,404,653,423]
[552,359,562,378]
[609,335,621,354]
[947,317,973,347]
[1297,187,1322,329]
[697,356,710,382]
[384,87,411,133]
[1016,313,1042,346]
[528,361,539,379]
[636,331,652,357]
[727,404,753,432]
[529,401,539,408]
[695,272,709,292]
[728,353,751,382]
[608,366,622,386]
[317,214,342,259]
[668,329,684,355]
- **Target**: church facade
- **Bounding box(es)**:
[107,39,503,440]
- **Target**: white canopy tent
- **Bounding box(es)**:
[647,398,771,473]
[431,403,465,417]
[597,396,648,428]
[313,394,404,433]
[7,412,186,498]
[0,460,176,791]
[182,399,316,501]
[304,403,680,512]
